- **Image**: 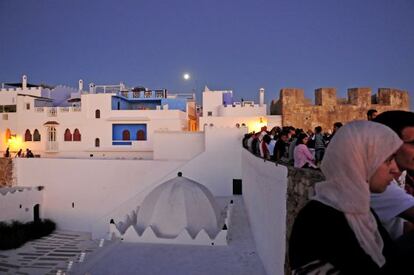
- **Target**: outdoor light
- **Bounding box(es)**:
[183,73,190,80]
[8,135,22,152]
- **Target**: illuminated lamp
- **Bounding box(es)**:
[8,135,23,152]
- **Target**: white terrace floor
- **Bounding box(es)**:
[1,197,266,275]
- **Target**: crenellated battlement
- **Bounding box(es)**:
[274,87,408,108]
[270,87,410,130]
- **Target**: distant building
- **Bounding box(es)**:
[270,87,410,131]
[200,86,281,132]
[0,75,196,159]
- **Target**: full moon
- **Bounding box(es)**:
[183,73,190,80]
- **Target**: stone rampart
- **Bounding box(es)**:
[0,158,14,187]
[285,166,324,274]
[270,87,410,130]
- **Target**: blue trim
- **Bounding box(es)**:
[112,141,132,146]
[112,124,147,141]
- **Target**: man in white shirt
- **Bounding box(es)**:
[370,111,414,240]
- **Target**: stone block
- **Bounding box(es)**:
[315,88,336,106]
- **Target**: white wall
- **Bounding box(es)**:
[0,187,43,223]
[0,90,17,105]
[156,126,247,196]
[202,91,223,117]
[13,127,248,238]
[15,158,185,237]
[204,126,246,153]
[218,104,267,117]
[153,131,204,160]
[200,115,282,133]
[102,127,248,238]
[242,149,288,275]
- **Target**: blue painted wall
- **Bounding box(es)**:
[160,98,187,112]
[223,92,233,105]
[111,97,130,110]
[112,124,147,141]
[111,96,186,111]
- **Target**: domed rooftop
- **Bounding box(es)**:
[136,173,221,239]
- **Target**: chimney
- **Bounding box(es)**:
[22,75,28,89]
[259,88,265,107]
[89,83,95,93]
[78,79,84,92]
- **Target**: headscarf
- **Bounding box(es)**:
[313,120,402,267]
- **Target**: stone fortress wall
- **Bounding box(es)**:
[0,158,14,187]
[270,87,410,131]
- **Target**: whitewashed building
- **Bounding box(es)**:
[200,86,282,132]
[0,76,288,275]
[0,75,197,159]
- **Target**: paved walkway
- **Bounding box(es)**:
[0,231,105,275]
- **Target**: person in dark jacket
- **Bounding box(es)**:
[289,121,404,274]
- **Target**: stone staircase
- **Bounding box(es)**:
[0,231,115,275]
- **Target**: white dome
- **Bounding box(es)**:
[136,174,221,239]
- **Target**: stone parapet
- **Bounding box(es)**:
[0,158,14,187]
[285,166,325,275]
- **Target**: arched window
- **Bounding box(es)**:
[64,129,72,141]
[24,129,32,141]
[136,130,146,140]
[122,130,130,140]
[48,127,56,142]
[95,109,100,119]
[33,129,41,141]
[73,129,81,141]
[95,138,100,147]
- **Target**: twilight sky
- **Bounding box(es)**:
[1,0,413,109]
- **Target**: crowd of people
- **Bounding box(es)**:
[242,122,341,169]
[3,147,35,158]
[243,108,414,273]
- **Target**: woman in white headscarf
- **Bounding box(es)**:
[289,121,403,274]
